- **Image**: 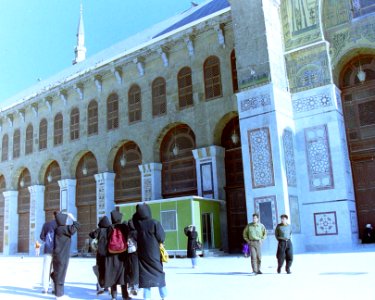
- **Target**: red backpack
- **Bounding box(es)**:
[108,227,127,254]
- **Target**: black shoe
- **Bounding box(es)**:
[286,269,291,274]
[277,267,281,274]
[257,270,262,274]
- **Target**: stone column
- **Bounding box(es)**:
[58,179,77,252]
[192,146,225,199]
[94,172,115,221]
[138,163,162,201]
[28,185,45,256]
[3,190,18,255]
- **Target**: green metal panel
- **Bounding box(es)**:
[199,200,222,248]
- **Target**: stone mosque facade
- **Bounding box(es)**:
[0,0,374,255]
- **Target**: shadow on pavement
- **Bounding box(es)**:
[319,272,368,276]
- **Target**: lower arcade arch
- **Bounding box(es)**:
[18,169,31,253]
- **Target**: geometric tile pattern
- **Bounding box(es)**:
[293,94,332,113]
[283,130,297,187]
[240,94,271,112]
[254,195,277,232]
[248,128,275,188]
[304,124,334,191]
[314,211,338,236]
[350,210,358,234]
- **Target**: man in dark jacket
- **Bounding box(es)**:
[133,203,167,300]
[275,214,293,274]
[40,211,58,294]
[184,225,199,268]
[51,212,79,300]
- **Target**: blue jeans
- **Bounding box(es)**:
[192,257,198,267]
[143,286,167,299]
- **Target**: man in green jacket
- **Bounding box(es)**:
[275,214,293,274]
[242,213,267,274]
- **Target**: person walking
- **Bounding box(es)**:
[126,218,139,296]
[184,225,199,268]
[242,213,267,275]
[275,214,293,274]
[105,210,131,300]
[133,203,167,300]
[89,215,111,295]
[40,211,58,294]
[51,212,80,300]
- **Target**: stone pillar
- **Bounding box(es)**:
[94,172,115,221]
[3,191,18,255]
[192,146,225,199]
[28,185,45,256]
[138,163,162,201]
[229,0,293,253]
[58,179,78,252]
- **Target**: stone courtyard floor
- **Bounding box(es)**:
[0,245,374,300]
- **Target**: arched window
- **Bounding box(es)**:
[177,67,193,109]
[39,119,48,150]
[13,129,21,159]
[152,77,167,117]
[54,113,63,146]
[204,56,222,100]
[25,124,33,154]
[88,100,98,135]
[107,93,119,130]
[128,85,142,123]
[70,108,80,140]
[231,50,239,93]
[1,134,8,161]
[114,142,142,203]
[160,125,197,198]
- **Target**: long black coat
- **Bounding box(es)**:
[89,216,111,287]
[185,227,198,258]
[52,213,80,285]
[126,219,139,287]
[133,203,166,288]
[103,210,128,287]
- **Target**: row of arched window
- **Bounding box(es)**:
[1,52,239,161]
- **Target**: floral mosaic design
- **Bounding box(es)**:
[240,94,271,112]
[293,94,332,113]
[314,211,338,235]
[254,195,277,232]
[248,128,275,188]
[304,125,334,190]
[283,130,297,187]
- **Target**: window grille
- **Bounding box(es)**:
[152,77,167,117]
[128,85,142,123]
[107,93,119,130]
[39,119,48,150]
[25,124,33,154]
[204,56,222,100]
[1,135,8,161]
[54,113,63,146]
[178,67,193,109]
[87,100,98,135]
[70,108,80,140]
[13,129,21,159]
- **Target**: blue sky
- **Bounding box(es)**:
[0,0,205,102]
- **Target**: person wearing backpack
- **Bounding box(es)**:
[39,211,58,294]
[89,215,111,295]
[133,203,167,300]
[105,210,131,300]
[51,212,80,300]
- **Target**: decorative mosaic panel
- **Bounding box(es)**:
[304,125,334,190]
[286,45,331,93]
[281,0,321,51]
[282,130,297,187]
[248,128,275,188]
[292,94,332,114]
[254,195,277,232]
[289,195,301,233]
[350,210,358,234]
[144,177,152,201]
[314,211,338,236]
[240,94,271,112]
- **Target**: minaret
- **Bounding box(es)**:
[73,3,86,65]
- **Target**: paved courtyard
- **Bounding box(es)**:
[0,245,374,300]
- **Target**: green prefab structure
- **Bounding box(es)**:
[117,196,224,256]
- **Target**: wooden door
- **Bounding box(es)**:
[352,158,375,239]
